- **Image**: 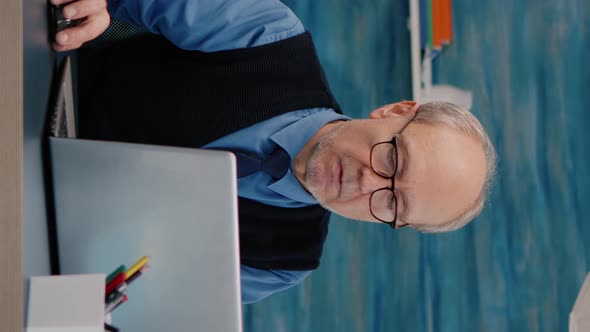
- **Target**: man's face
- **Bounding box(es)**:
[292,102,487,229]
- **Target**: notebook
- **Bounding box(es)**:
[48,57,243,332]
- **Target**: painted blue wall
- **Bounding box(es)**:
[244,1,590,331]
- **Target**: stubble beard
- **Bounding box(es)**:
[304,121,351,209]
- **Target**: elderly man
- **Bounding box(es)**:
[52,0,497,303]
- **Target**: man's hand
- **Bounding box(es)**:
[52,0,110,52]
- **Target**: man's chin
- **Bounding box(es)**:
[306,187,332,210]
[314,197,335,213]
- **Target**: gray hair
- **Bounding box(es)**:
[409,101,498,233]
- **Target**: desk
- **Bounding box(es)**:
[0,0,24,330]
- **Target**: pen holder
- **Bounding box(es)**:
[27,274,106,332]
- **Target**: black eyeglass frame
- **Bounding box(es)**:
[368,113,417,229]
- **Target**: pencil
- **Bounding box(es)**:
[126,267,147,286]
[125,256,150,280]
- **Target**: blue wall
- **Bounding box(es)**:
[244,1,590,331]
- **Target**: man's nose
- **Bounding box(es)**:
[359,167,392,194]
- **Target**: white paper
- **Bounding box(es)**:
[27,274,105,332]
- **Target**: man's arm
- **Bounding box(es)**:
[52,0,303,52]
[241,266,311,304]
[107,0,303,51]
[51,0,110,51]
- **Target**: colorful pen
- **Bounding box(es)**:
[105,265,126,284]
[105,292,126,314]
[105,273,125,295]
[109,294,128,314]
[105,286,125,304]
[104,323,120,332]
[115,282,127,294]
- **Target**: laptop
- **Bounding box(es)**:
[48,57,243,332]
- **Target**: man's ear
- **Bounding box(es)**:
[369,101,417,119]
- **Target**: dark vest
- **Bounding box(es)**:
[77,32,341,270]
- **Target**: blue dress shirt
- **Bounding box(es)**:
[108,0,350,304]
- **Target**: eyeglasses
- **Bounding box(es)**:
[368,114,416,229]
